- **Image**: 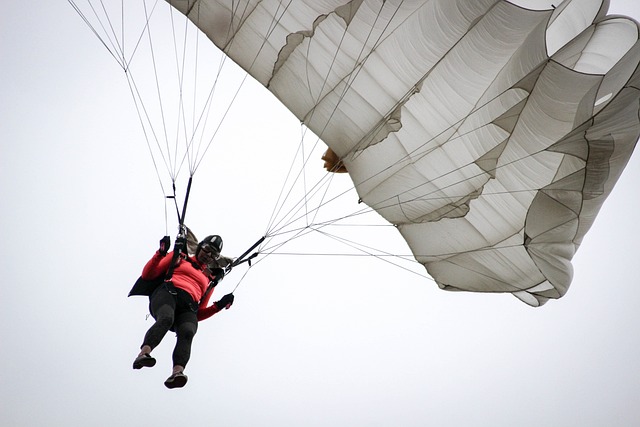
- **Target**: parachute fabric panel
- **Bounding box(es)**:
[170,0,640,306]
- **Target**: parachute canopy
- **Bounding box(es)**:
[169,0,640,306]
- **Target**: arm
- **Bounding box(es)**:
[197,301,222,321]
[197,282,234,321]
[141,250,174,280]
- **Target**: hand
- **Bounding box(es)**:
[159,236,171,255]
[216,293,234,310]
[208,267,225,280]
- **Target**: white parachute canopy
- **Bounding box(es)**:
[170,0,640,306]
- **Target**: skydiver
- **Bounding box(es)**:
[132,234,235,389]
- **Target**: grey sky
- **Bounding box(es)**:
[2,1,639,426]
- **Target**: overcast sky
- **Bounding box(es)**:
[2,1,640,426]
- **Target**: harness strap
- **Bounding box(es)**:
[165,176,194,282]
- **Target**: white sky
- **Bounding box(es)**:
[2,1,640,426]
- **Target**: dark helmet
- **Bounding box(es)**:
[196,235,223,258]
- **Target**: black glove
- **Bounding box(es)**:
[159,236,171,255]
[208,267,225,280]
[216,293,234,310]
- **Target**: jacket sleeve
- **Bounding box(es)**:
[196,274,225,321]
[197,302,223,321]
[141,250,173,280]
[197,293,223,321]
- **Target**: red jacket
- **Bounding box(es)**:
[142,250,222,321]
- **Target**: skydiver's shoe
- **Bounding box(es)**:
[164,371,188,389]
[133,353,156,369]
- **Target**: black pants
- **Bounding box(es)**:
[141,283,198,368]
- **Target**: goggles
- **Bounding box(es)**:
[199,243,221,259]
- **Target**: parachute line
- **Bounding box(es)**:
[143,0,175,179]
[67,0,125,67]
[262,1,411,237]
[192,0,299,174]
[277,1,401,224]
[219,0,568,288]
[257,224,430,281]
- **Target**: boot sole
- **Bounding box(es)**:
[164,374,188,389]
[133,355,156,370]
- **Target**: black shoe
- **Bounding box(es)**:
[133,353,156,369]
[164,371,188,389]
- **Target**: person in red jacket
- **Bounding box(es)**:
[132,234,234,389]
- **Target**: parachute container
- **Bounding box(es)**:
[170,0,640,306]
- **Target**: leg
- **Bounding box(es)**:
[142,287,177,350]
[164,310,197,389]
[172,310,198,368]
[141,303,175,350]
[133,286,176,369]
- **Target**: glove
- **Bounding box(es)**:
[208,267,225,280]
[216,293,234,310]
[159,236,171,256]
